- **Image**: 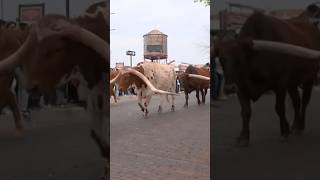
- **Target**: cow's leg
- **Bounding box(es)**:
[299,83,313,132]
[7,91,24,137]
[237,91,251,147]
[184,90,189,107]
[144,95,152,117]
[137,92,144,112]
[201,89,205,104]
[196,89,201,105]
[171,94,175,111]
[275,89,290,142]
[288,87,302,134]
[158,95,164,113]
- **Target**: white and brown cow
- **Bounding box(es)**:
[0,1,110,178]
[117,63,177,117]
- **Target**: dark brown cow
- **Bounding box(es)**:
[179,65,210,107]
[215,7,320,146]
[0,1,110,178]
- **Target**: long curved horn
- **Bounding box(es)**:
[252,40,320,59]
[110,70,121,84]
[41,19,109,60]
[125,68,177,95]
[188,74,210,81]
[0,28,37,72]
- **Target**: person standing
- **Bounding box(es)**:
[215,57,227,100]
[14,66,30,119]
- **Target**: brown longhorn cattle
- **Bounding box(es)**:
[179,65,210,107]
[117,63,177,117]
[214,4,320,146]
[0,1,110,178]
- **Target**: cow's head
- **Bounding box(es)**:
[117,66,145,91]
[214,38,252,93]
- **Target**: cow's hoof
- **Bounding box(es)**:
[171,105,175,112]
[236,137,249,147]
[158,106,162,113]
[144,109,149,118]
[184,104,188,108]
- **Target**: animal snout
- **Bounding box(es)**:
[224,83,238,94]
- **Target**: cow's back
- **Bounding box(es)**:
[185,66,209,89]
[239,12,319,89]
[141,63,176,92]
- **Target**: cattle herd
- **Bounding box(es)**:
[8,0,320,178]
[110,63,210,117]
[214,3,320,146]
[0,1,211,178]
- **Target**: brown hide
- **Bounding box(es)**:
[118,66,146,91]
[20,11,108,94]
[183,65,210,92]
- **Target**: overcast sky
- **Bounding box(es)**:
[213,0,318,13]
[110,0,209,68]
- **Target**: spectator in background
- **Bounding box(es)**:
[14,66,31,119]
[6,21,16,29]
[176,79,180,93]
[215,57,227,100]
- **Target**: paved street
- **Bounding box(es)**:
[111,92,210,180]
[212,90,320,180]
[0,107,104,180]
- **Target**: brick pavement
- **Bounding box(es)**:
[110,92,210,180]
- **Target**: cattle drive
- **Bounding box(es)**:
[0,1,110,178]
[214,3,320,146]
[179,64,210,107]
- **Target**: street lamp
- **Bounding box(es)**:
[126,50,136,67]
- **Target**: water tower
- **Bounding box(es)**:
[143,29,168,63]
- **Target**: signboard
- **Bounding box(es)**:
[19,4,45,24]
[126,50,136,56]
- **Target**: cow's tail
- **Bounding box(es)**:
[166,95,169,103]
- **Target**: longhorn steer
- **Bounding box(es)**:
[215,7,320,146]
[0,1,110,178]
[117,63,177,117]
[179,65,210,107]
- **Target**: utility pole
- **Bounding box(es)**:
[66,0,69,18]
[126,50,136,67]
[1,0,3,19]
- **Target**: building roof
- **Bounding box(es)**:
[143,29,167,36]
